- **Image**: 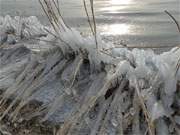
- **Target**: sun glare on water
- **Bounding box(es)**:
[100,0,134,35]
[102,24,131,35]
[110,0,133,5]
[101,0,133,12]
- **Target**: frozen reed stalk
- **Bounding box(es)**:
[98,79,128,135]
[134,78,155,135]
[38,0,69,46]
[89,97,111,135]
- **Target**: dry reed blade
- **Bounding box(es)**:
[52,0,69,29]
[90,0,98,50]
[39,0,57,33]
[83,0,95,35]
[44,0,62,30]
[39,0,72,47]
[165,10,180,33]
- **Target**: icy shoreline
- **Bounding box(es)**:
[0,16,180,135]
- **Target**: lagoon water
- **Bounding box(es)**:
[0,0,180,47]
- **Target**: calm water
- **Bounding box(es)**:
[0,0,180,47]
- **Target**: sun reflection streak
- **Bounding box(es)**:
[100,0,134,12]
[110,0,133,5]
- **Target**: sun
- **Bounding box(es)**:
[110,0,133,5]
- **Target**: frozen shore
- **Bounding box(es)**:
[0,16,180,135]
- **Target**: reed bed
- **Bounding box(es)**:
[0,0,179,135]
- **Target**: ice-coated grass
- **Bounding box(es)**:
[0,0,180,135]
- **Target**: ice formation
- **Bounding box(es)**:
[0,16,180,135]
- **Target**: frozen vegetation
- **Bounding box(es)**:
[0,7,180,135]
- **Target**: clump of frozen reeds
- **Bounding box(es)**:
[0,1,179,135]
[39,0,99,51]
